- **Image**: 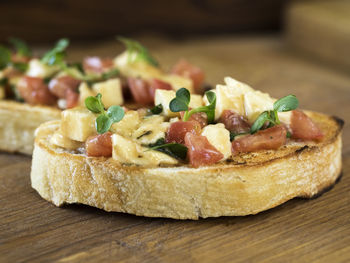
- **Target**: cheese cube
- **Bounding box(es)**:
[92,78,123,107]
[244,90,274,122]
[112,134,178,166]
[26,59,59,78]
[155,90,203,117]
[114,51,162,80]
[60,107,97,142]
[224,77,254,94]
[159,74,193,93]
[50,131,83,150]
[78,82,95,106]
[110,111,141,138]
[201,123,231,160]
[132,115,169,145]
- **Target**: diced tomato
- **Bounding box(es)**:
[171,59,205,93]
[232,125,287,154]
[83,56,114,74]
[48,76,81,98]
[127,77,153,105]
[291,110,323,141]
[65,88,79,109]
[180,111,208,128]
[85,132,113,157]
[184,132,223,168]
[17,76,57,105]
[148,78,172,99]
[219,110,251,134]
[166,121,201,144]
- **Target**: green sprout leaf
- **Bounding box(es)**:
[85,93,105,113]
[273,95,299,112]
[169,87,191,112]
[147,138,188,160]
[41,38,69,66]
[101,68,120,80]
[0,46,11,70]
[117,36,159,67]
[85,93,125,134]
[8,37,31,57]
[150,104,163,114]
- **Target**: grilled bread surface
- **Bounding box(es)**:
[31,111,343,219]
[0,100,61,155]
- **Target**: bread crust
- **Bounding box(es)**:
[0,100,61,155]
[31,111,343,219]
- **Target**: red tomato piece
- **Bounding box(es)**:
[166,121,201,144]
[65,88,80,109]
[127,77,153,105]
[184,132,223,168]
[17,76,57,105]
[171,59,205,93]
[232,125,287,154]
[83,56,114,74]
[219,110,251,134]
[48,76,81,98]
[85,132,113,157]
[148,78,172,99]
[291,110,323,141]
[180,111,208,128]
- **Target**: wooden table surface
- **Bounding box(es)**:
[1,36,349,263]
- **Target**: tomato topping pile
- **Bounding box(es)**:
[184,133,223,168]
[17,76,57,105]
[166,121,201,144]
[83,56,114,74]
[127,77,172,105]
[219,110,251,134]
[85,132,113,157]
[171,59,205,93]
[232,125,287,154]
[291,110,323,141]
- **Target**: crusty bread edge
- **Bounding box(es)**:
[0,100,61,155]
[30,112,343,219]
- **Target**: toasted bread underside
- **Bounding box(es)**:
[0,100,61,155]
[31,111,343,219]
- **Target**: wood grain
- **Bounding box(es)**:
[1,36,350,262]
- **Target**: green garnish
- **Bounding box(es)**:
[147,138,188,160]
[100,68,120,80]
[250,95,299,134]
[8,37,31,57]
[150,104,163,115]
[0,46,11,70]
[169,87,216,123]
[41,38,69,66]
[85,93,125,134]
[117,36,159,67]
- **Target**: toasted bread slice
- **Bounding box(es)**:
[0,100,61,155]
[30,111,343,219]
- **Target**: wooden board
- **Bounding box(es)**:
[1,36,350,262]
[286,0,350,72]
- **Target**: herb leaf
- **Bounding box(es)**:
[8,37,31,57]
[41,38,69,66]
[150,104,163,114]
[250,111,271,134]
[0,46,11,70]
[117,36,159,67]
[85,93,105,113]
[85,93,125,134]
[147,138,188,160]
[273,95,299,112]
[169,87,190,112]
[101,68,119,80]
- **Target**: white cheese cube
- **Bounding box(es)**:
[278,111,292,126]
[159,74,193,93]
[224,77,254,94]
[60,107,97,142]
[132,115,169,145]
[110,111,141,138]
[26,59,59,78]
[112,134,178,166]
[92,78,124,107]
[201,123,231,160]
[78,82,95,106]
[50,131,83,150]
[244,90,274,122]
